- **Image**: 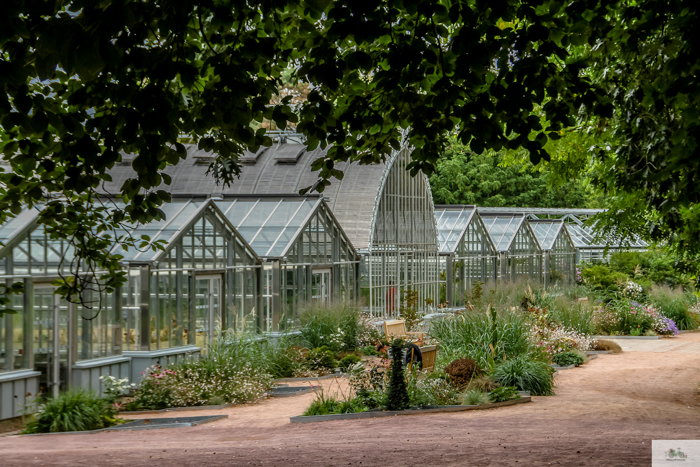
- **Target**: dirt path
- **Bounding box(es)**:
[2,334,700,466]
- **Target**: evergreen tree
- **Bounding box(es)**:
[385,339,410,411]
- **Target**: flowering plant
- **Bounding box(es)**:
[621,281,645,302]
[99,375,136,402]
[526,307,595,357]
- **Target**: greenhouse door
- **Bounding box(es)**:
[33,285,70,399]
[311,269,331,305]
[195,275,221,348]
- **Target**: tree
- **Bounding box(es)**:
[385,339,410,411]
[1,0,607,313]
[430,139,591,208]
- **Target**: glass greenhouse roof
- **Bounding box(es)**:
[434,206,476,253]
[216,197,319,257]
[529,220,564,250]
[0,207,39,246]
[480,214,526,252]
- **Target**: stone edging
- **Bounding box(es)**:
[17,415,228,436]
[586,350,612,355]
[119,403,234,415]
[271,386,320,398]
[274,373,340,383]
[290,394,531,423]
[593,335,661,340]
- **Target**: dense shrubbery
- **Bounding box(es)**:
[24,390,121,434]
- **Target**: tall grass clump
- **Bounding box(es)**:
[648,286,699,330]
[298,302,363,351]
[24,390,120,433]
[548,303,595,335]
[429,309,532,370]
[492,357,555,396]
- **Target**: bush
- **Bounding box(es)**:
[306,346,337,372]
[468,374,499,392]
[592,339,623,353]
[462,388,489,406]
[24,390,120,434]
[362,345,379,356]
[581,264,627,290]
[648,286,699,330]
[553,351,585,367]
[548,304,595,335]
[385,339,410,411]
[338,354,362,372]
[444,358,480,388]
[298,303,379,351]
[488,386,521,403]
[492,357,555,396]
[430,310,532,370]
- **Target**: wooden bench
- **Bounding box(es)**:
[383,319,425,342]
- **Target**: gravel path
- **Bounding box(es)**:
[2,333,700,466]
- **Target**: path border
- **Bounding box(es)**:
[290,394,531,423]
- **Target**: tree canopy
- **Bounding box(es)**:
[429,140,590,208]
[1,0,698,311]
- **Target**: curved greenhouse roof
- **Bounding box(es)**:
[101,142,391,250]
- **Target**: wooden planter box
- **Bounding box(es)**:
[419,345,437,373]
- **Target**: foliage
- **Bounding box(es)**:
[547,303,595,336]
[406,371,462,407]
[430,310,532,371]
[385,339,410,411]
[399,289,421,332]
[338,354,362,372]
[0,0,605,312]
[492,357,554,396]
[580,264,627,291]
[552,351,585,367]
[444,358,480,389]
[24,390,120,433]
[488,386,522,403]
[99,375,135,402]
[305,347,337,373]
[592,339,622,353]
[362,345,379,356]
[298,303,377,351]
[430,140,589,207]
[527,306,595,356]
[647,287,699,331]
[462,388,489,406]
[130,361,273,410]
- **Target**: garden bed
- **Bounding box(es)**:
[22,415,227,435]
[290,392,531,423]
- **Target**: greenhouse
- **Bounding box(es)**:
[0,198,261,419]
[479,212,543,283]
[477,207,648,263]
[102,134,441,318]
[211,195,359,330]
[528,220,577,287]
[434,205,498,307]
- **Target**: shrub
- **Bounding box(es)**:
[488,386,521,403]
[306,346,337,372]
[592,339,623,353]
[298,303,379,351]
[385,339,410,411]
[24,390,120,434]
[492,357,554,396]
[548,303,595,335]
[444,358,480,388]
[648,286,699,330]
[581,264,627,290]
[553,351,585,367]
[338,354,362,372]
[362,345,378,356]
[430,310,531,370]
[462,388,489,406]
[468,374,499,392]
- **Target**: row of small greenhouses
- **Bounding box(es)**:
[0,134,648,419]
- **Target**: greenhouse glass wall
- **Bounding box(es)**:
[480,213,542,283]
[0,198,261,418]
[528,220,577,287]
[213,195,359,331]
[434,205,498,306]
[477,207,648,263]
[102,134,440,318]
